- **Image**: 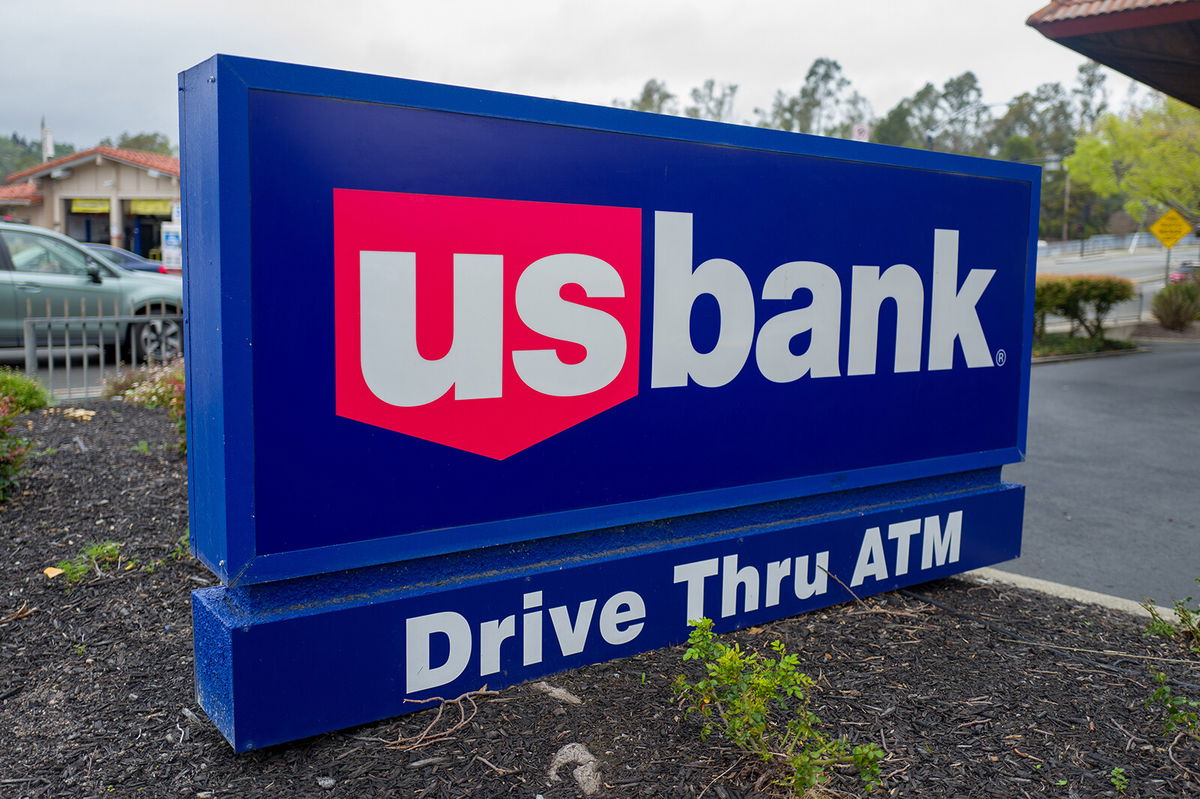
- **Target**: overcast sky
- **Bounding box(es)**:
[7,0,1136,151]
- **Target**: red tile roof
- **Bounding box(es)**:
[5,146,180,184]
[1028,0,1200,36]
[0,182,43,205]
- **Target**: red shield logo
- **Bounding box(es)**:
[334,190,641,459]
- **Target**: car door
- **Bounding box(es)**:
[0,238,19,347]
[0,229,127,342]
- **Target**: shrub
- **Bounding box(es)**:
[674,618,884,793]
[1035,274,1135,341]
[1034,275,1069,339]
[1152,281,1200,331]
[104,359,186,454]
[0,368,50,413]
[0,394,32,502]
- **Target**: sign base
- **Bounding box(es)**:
[194,473,1022,752]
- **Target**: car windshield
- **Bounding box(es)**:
[5,231,121,278]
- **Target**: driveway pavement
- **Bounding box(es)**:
[1000,341,1200,605]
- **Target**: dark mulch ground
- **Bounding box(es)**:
[2,402,1199,798]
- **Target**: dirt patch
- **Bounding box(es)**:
[1132,321,1200,341]
[1,402,1198,797]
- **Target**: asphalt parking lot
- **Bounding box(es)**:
[1001,342,1200,606]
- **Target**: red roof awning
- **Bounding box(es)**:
[1028,0,1200,108]
[0,182,43,206]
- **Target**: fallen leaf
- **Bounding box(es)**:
[43,566,64,578]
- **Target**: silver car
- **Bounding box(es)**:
[0,221,183,360]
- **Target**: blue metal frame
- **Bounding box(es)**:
[181,55,1040,586]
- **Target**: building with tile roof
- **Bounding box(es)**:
[0,145,180,257]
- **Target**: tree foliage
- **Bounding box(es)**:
[0,132,74,180]
[753,58,870,137]
[99,131,176,155]
[609,58,1176,241]
[614,79,677,115]
[1067,97,1200,226]
[684,79,738,123]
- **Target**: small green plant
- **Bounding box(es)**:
[132,440,151,455]
[1152,280,1200,331]
[673,618,884,793]
[0,368,50,413]
[1109,766,1129,793]
[1146,671,1200,742]
[1143,580,1200,654]
[105,359,186,454]
[55,540,124,583]
[170,529,191,561]
[0,394,32,502]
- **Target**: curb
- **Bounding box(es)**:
[1031,346,1149,365]
[963,567,1173,619]
[1130,336,1200,344]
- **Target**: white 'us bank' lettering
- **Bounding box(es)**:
[359,212,997,407]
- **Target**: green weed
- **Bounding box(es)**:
[170,529,190,561]
[1109,766,1129,793]
[673,618,884,794]
[55,540,124,583]
[132,440,151,455]
[1143,580,1200,655]
[1146,671,1200,742]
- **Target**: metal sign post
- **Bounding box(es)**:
[180,55,1039,752]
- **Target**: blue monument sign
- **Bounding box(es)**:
[181,55,1038,751]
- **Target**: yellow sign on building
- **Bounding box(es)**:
[1149,208,1192,249]
[130,199,174,216]
[70,198,110,214]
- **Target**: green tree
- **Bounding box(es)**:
[684,79,738,122]
[938,71,990,155]
[755,57,864,138]
[907,83,944,148]
[1073,60,1109,132]
[871,100,913,147]
[614,79,677,115]
[999,134,1037,162]
[0,132,74,179]
[1067,97,1200,226]
[99,131,175,155]
[801,57,850,135]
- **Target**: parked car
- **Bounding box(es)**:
[82,242,175,274]
[0,221,183,361]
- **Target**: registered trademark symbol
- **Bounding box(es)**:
[995,349,1007,366]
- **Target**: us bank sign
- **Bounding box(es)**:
[182,55,1037,751]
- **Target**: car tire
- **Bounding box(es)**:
[132,316,184,363]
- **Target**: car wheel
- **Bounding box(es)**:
[134,317,183,363]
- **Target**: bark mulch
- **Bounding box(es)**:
[2,402,1198,798]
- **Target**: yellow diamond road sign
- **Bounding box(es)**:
[1149,208,1191,249]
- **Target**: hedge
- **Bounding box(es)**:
[1034,274,1135,341]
